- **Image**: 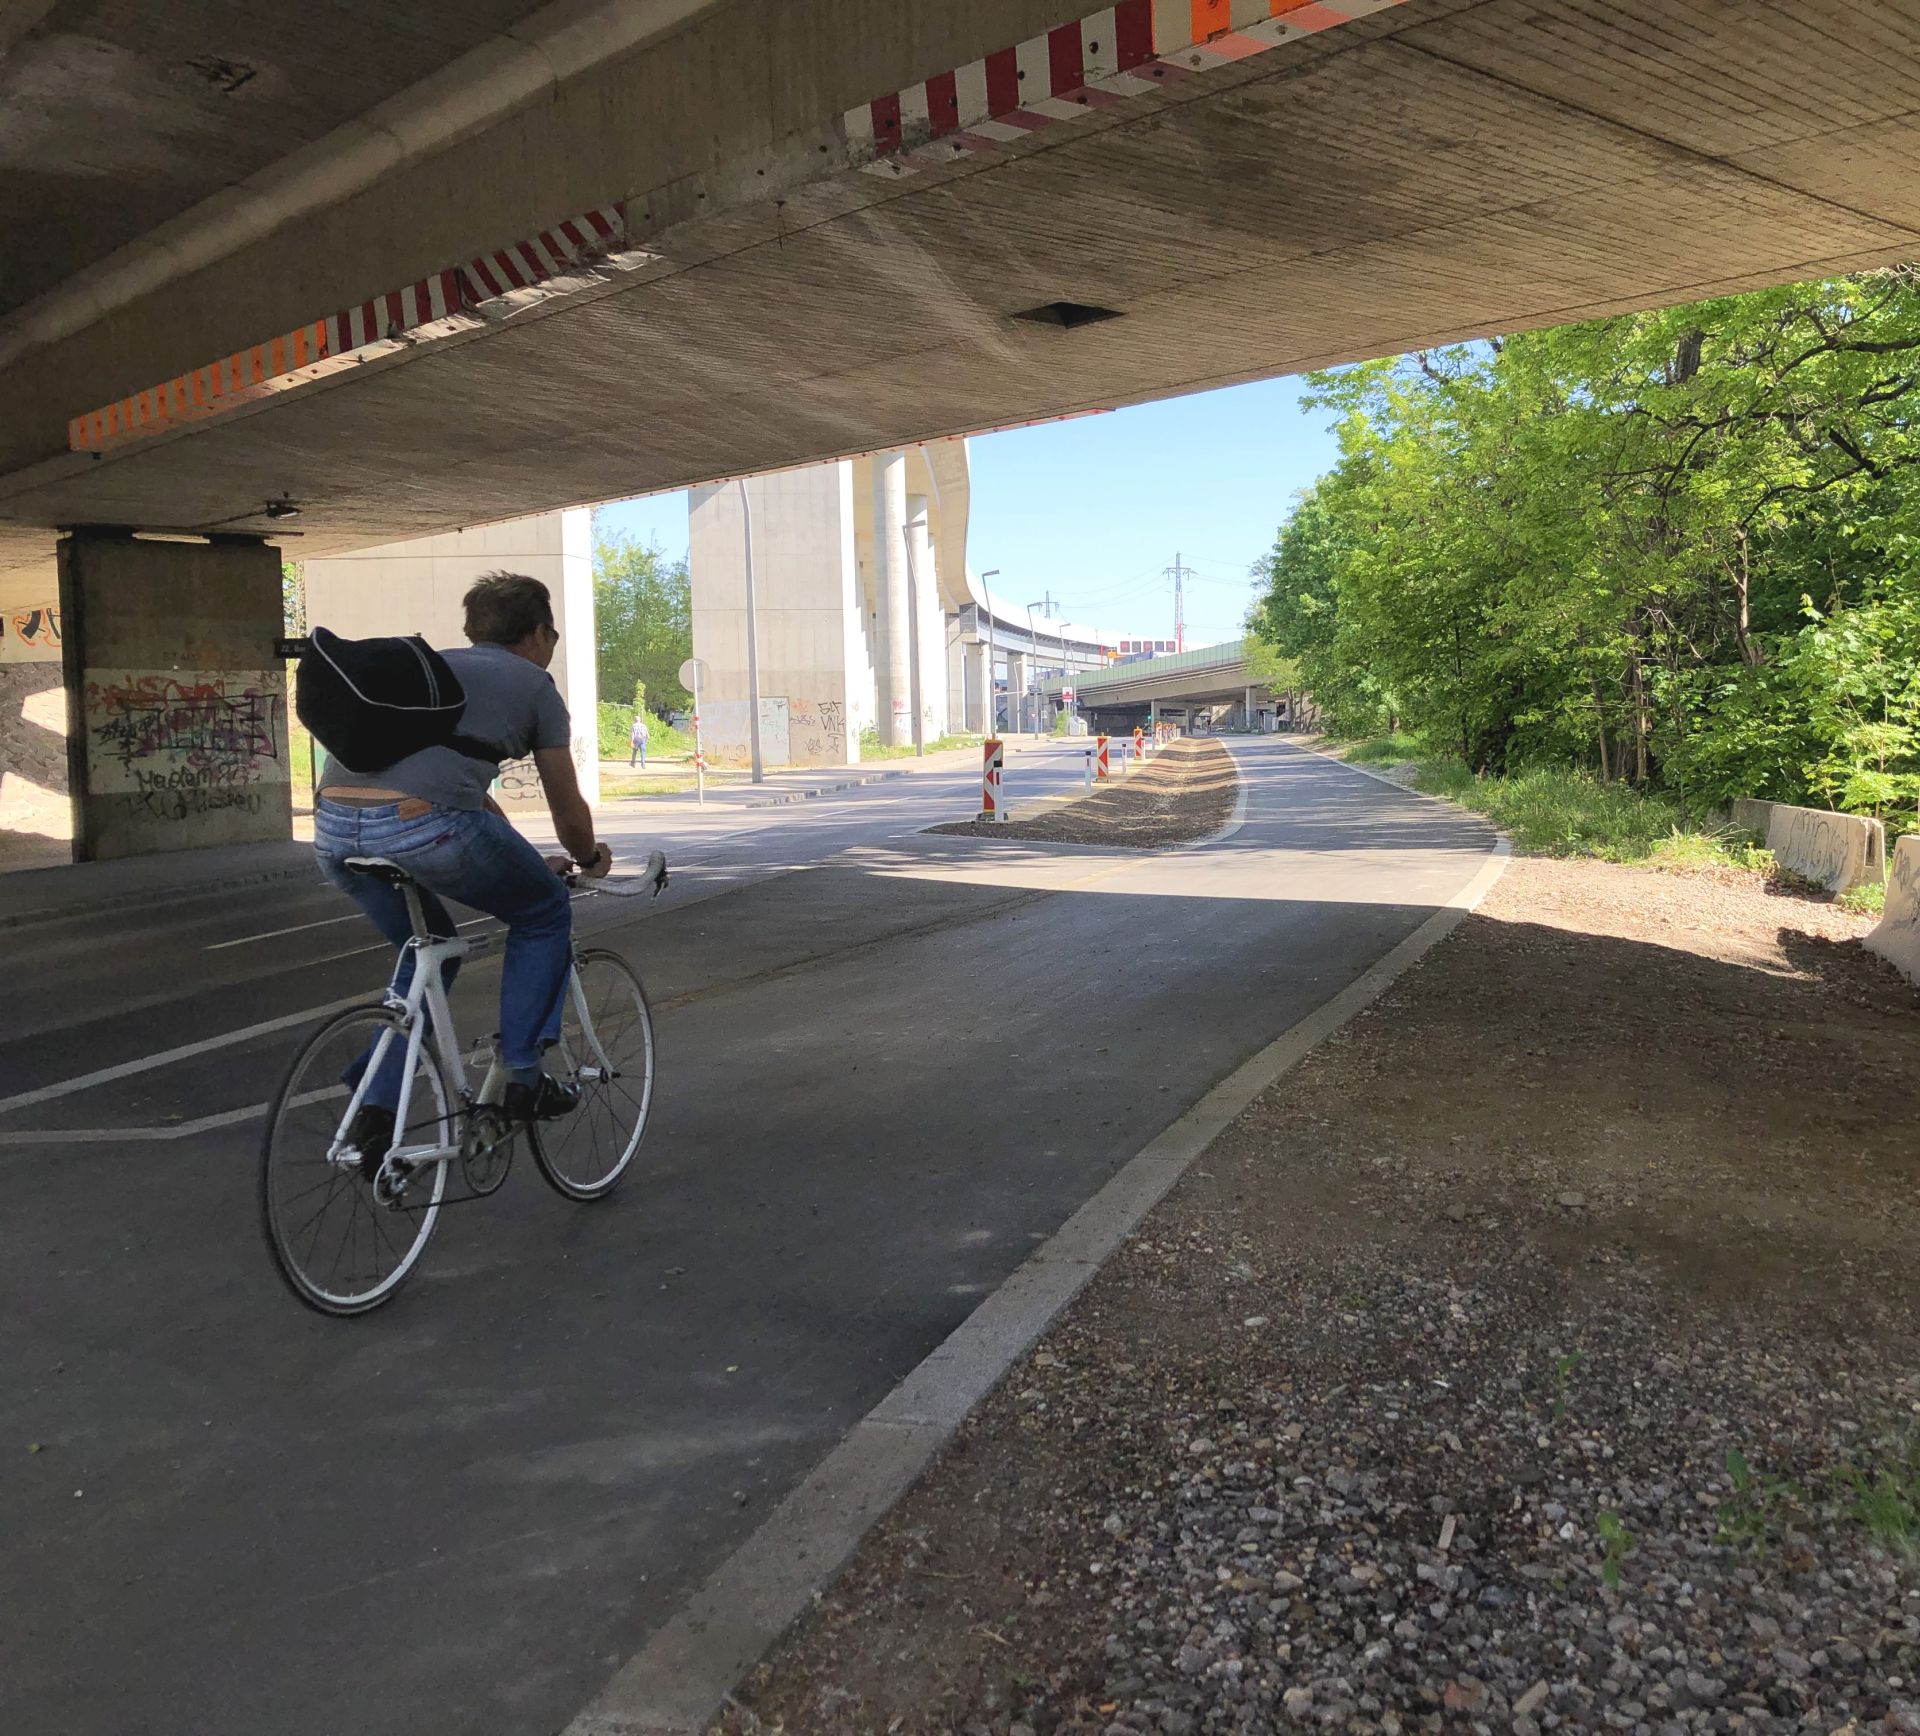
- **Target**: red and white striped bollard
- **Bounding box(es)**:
[979,737,1004,821]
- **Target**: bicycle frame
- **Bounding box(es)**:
[324,884,493,1177]
[325,882,619,1179]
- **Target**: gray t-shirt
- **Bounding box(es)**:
[322,642,571,811]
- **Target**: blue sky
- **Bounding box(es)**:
[592,373,1340,646]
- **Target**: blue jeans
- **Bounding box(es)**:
[315,800,574,1107]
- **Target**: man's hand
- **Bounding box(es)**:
[547,843,613,880]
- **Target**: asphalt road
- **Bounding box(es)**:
[0,740,1494,1736]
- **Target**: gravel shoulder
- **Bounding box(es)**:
[721,855,1920,1736]
[929,739,1237,848]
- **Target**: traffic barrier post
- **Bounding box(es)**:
[979,737,1004,821]
[1096,734,1110,781]
[1083,748,1094,787]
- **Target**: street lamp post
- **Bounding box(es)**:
[736,477,765,784]
[1025,601,1046,737]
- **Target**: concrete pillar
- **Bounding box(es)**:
[57,532,291,861]
[906,493,945,747]
[964,641,989,735]
[302,508,599,807]
[1005,649,1028,736]
[945,624,966,735]
[688,461,863,768]
[0,560,69,856]
[873,451,911,747]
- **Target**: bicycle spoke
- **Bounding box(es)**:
[263,1007,447,1314]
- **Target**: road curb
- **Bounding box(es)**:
[0,859,319,932]
[739,768,912,808]
[561,831,1513,1736]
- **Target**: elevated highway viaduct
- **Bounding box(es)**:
[1040,638,1287,732]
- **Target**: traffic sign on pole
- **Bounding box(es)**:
[679,658,709,805]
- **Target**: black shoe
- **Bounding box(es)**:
[344,1104,396,1181]
[504,1074,581,1124]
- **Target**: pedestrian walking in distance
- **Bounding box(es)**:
[629,712,649,769]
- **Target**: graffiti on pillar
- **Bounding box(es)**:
[83,668,288,823]
[496,755,542,803]
[495,735,592,804]
[787,696,847,765]
[0,604,62,664]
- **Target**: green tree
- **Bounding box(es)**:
[282,560,306,636]
[594,515,692,714]
[1247,269,1920,824]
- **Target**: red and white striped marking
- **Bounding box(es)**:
[981,737,1006,820]
[68,205,651,454]
[1096,733,1111,780]
[327,269,473,359]
[845,0,1409,178]
[463,206,652,309]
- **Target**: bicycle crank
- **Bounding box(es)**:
[460,1105,515,1196]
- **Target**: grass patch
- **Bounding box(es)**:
[601,771,743,799]
[1716,1449,1811,1557]
[1342,733,1426,766]
[1325,736,1891,900]
[1835,1431,1920,1561]
[858,728,983,762]
[1407,758,1724,862]
[1838,880,1888,918]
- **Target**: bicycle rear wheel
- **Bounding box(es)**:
[530,948,656,1201]
[260,1005,450,1316]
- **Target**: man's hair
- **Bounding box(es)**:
[463,572,555,646]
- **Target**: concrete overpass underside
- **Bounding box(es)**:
[4,0,1920,582]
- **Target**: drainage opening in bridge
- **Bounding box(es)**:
[1011,301,1123,331]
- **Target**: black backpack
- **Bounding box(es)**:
[295,628,499,774]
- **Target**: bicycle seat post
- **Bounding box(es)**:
[401,881,431,943]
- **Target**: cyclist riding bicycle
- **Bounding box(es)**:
[313,572,640,1158]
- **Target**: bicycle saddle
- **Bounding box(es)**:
[343,856,415,885]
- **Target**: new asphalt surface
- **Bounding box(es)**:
[0,739,1494,1735]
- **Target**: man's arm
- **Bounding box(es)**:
[534,747,610,876]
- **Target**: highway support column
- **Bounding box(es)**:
[57,530,292,862]
[873,451,911,747]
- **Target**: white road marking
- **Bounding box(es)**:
[0,999,370,1115]
[205,911,361,950]
[0,1087,341,1147]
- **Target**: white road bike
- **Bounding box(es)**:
[260,855,661,1316]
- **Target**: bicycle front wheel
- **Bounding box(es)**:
[260,1005,450,1316]
[530,948,656,1201]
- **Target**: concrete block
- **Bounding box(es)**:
[1867,835,1920,985]
[1759,800,1884,893]
[1730,797,1775,837]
